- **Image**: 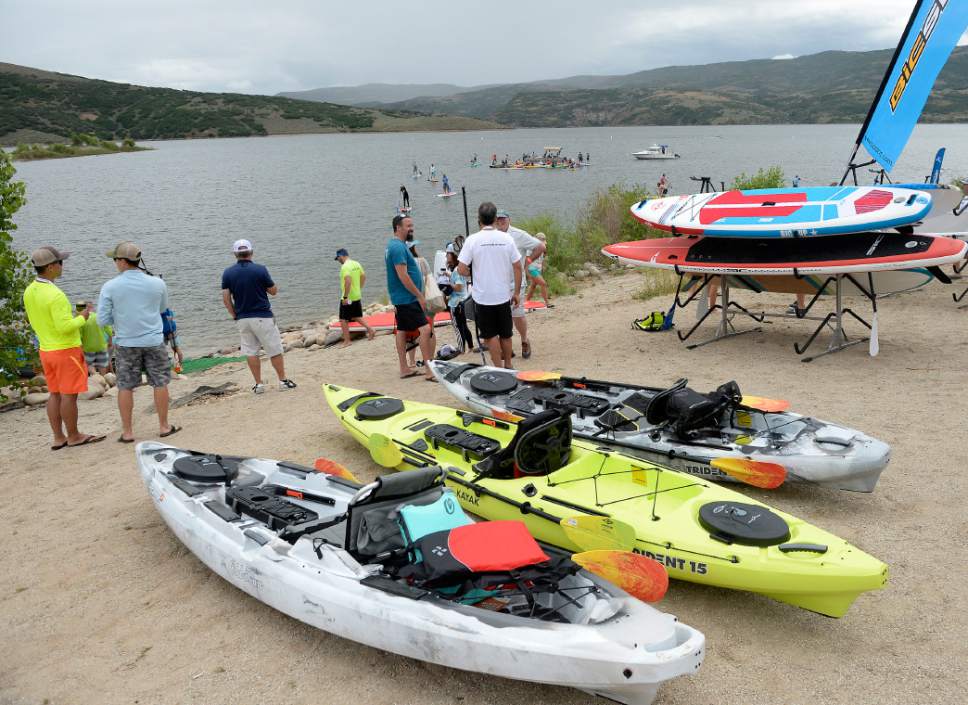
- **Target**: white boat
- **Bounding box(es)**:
[632,144,679,160]
[136,443,705,705]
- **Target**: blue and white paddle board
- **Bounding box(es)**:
[632,186,933,238]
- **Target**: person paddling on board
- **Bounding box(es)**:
[430,163,437,181]
[792,175,801,187]
[400,185,410,209]
[442,175,450,194]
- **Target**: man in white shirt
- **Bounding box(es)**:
[457,202,522,368]
[496,210,545,359]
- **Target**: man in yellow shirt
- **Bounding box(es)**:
[22,246,105,449]
[335,248,375,347]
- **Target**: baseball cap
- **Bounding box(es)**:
[74,299,89,308]
[31,246,70,267]
[334,248,349,261]
[106,241,142,260]
[496,209,511,219]
[445,243,456,254]
[232,239,253,253]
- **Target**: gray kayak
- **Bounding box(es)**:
[428,361,890,492]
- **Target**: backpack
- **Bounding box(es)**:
[631,311,673,332]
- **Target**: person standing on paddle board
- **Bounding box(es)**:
[442,175,450,194]
[400,185,410,209]
[429,163,437,181]
[385,215,435,381]
[335,248,375,348]
[458,202,522,368]
[496,209,544,360]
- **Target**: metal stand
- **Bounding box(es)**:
[672,275,764,349]
[688,176,717,193]
[791,273,876,362]
[954,285,968,307]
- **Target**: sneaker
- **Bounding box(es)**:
[252,383,266,394]
[279,379,297,390]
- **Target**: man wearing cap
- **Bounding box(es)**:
[221,239,296,394]
[457,202,522,368]
[335,248,374,347]
[99,241,179,442]
[496,210,544,359]
[385,215,434,380]
[23,246,106,449]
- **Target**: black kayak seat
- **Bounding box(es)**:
[645,380,741,435]
[476,409,572,479]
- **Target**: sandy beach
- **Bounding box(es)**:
[2,270,966,705]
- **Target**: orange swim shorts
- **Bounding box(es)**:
[39,347,89,395]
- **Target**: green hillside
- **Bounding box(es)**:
[0,63,501,145]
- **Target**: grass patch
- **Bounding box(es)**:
[12,139,150,161]
[632,270,679,301]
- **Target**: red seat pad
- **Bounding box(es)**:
[447,521,549,573]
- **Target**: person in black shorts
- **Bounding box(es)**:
[385,215,435,380]
[335,248,375,347]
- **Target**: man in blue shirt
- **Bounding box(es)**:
[385,215,434,380]
[99,241,180,442]
[221,239,296,394]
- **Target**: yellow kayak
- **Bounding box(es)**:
[323,384,887,617]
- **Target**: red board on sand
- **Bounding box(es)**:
[330,301,547,331]
[602,233,966,275]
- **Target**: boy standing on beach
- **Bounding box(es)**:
[99,241,180,443]
[335,248,375,347]
[22,246,105,449]
[221,239,296,394]
[77,299,113,374]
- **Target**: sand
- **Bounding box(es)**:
[1,270,966,705]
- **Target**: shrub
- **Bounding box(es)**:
[0,151,33,394]
[731,166,785,190]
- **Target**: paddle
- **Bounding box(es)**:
[368,432,404,468]
[710,457,787,489]
[516,370,561,383]
[313,457,361,483]
[740,395,791,412]
[572,550,668,603]
[560,515,636,552]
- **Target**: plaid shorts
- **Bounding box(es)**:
[115,344,172,390]
[83,350,110,369]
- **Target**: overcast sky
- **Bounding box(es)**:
[3,0,966,94]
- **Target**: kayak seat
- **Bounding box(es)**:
[510,386,611,418]
[345,467,447,560]
[645,380,741,436]
[409,521,550,587]
[398,491,472,562]
[425,424,501,461]
[475,409,572,479]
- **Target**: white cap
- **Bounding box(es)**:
[232,239,253,253]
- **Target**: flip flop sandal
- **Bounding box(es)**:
[399,371,421,379]
[51,442,68,451]
[159,425,182,438]
[68,434,106,447]
[118,436,135,444]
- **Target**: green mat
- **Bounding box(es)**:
[180,356,246,374]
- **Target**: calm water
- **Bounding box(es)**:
[11,124,968,351]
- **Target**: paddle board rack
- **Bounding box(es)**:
[669,270,880,362]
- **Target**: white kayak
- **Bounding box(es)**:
[428,362,891,492]
[136,443,704,705]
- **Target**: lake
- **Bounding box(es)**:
[11,124,968,351]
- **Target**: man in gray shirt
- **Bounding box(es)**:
[496,210,545,359]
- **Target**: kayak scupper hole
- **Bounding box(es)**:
[623,669,633,679]
[250,494,270,502]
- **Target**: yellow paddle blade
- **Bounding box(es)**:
[516,370,561,383]
[711,457,787,489]
[741,395,791,412]
[368,432,403,468]
[572,550,669,603]
[560,516,637,552]
[313,458,360,483]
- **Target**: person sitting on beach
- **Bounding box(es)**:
[525,233,552,308]
[458,202,522,369]
[77,299,113,375]
[99,241,180,442]
[385,215,435,380]
[335,247,375,348]
[22,246,105,449]
[220,238,296,394]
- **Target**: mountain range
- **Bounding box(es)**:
[280,47,968,127]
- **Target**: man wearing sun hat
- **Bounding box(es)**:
[22,245,105,449]
[221,238,296,394]
[99,241,179,443]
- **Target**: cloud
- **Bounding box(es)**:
[0,0,941,94]
[772,54,795,60]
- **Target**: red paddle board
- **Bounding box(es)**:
[330,301,547,332]
[602,233,966,275]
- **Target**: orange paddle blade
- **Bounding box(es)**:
[741,395,790,412]
[516,370,561,383]
[711,457,787,489]
[491,408,524,423]
[314,458,360,483]
[572,550,668,603]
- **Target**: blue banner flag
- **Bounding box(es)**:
[860,0,968,172]
[930,147,946,183]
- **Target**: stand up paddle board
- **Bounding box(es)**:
[436,192,459,198]
[684,270,935,297]
[631,187,933,238]
[603,232,967,276]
